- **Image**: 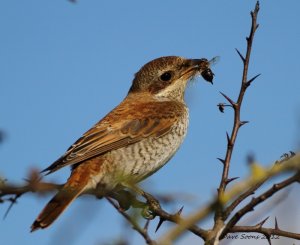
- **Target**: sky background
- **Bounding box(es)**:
[1,1,300,245]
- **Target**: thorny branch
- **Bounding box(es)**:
[141,191,208,240]
[217,1,260,202]
[222,171,300,239]
[1,153,300,245]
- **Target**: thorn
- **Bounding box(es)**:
[217,158,225,165]
[275,217,279,229]
[256,216,269,228]
[256,23,260,30]
[266,235,272,245]
[155,217,165,233]
[226,132,231,146]
[3,194,21,220]
[240,121,249,127]
[290,151,296,156]
[226,177,239,185]
[176,206,184,216]
[220,92,235,106]
[246,74,261,87]
[235,48,245,63]
[156,206,184,232]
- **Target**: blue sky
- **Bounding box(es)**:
[1,1,300,244]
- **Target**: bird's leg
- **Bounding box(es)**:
[120,184,157,220]
[108,189,145,211]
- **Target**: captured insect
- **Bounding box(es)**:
[199,56,220,84]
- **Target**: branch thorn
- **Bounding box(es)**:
[226,132,231,146]
[266,235,272,245]
[256,216,269,228]
[176,206,184,216]
[217,158,226,165]
[235,48,245,63]
[275,217,279,229]
[155,217,166,233]
[246,73,261,87]
[226,177,239,185]
[240,121,249,127]
[3,194,21,220]
[220,92,235,107]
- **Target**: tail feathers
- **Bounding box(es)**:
[31,186,85,232]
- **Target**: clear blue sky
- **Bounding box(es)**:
[1,1,300,244]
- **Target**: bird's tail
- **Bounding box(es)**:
[30,183,86,232]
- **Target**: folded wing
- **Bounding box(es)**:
[42,100,183,174]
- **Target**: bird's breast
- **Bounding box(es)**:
[111,108,189,184]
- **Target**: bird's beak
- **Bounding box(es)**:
[187,59,214,84]
[189,59,207,67]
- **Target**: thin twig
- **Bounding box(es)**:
[224,175,267,219]
[0,182,62,197]
[223,152,296,219]
[106,197,155,245]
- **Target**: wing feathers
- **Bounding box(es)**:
[43,100,184,174]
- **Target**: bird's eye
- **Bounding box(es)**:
[160,71,172,81]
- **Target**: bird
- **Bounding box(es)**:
[31,56,214,232]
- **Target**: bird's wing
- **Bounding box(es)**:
[42,100,185,174]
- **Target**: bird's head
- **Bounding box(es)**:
[128,56,214,101]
